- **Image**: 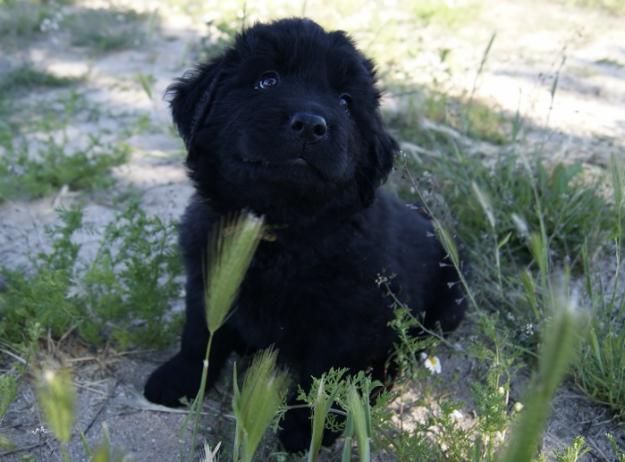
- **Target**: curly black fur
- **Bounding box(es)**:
[144,18,466,452]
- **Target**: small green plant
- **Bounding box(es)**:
[134,73,156,100]
[0,134,128,201]
[0,373,18,421]
[0,202,182,349]
[87,423,130,462]
[553,436,589,462]
[62,7,159,53]
[0,370,18,450]
[0,0,61,42]
[0,63,79,100]
[574,157,625,415]
[82,201,183,348]
[567,0,625,14]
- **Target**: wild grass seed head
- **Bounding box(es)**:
[204,212,264,334]
[36,368,76,445]
[232,348,289,462]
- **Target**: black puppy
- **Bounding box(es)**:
[144,18,465,452]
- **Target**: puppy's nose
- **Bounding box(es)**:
[289,112,327,142]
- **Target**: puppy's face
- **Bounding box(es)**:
[170,19,397,222]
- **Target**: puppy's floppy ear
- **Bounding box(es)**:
[167,58,224,158]
[357,119,398,206]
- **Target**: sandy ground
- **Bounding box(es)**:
[1,0,624,460]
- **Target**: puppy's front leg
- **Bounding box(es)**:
[144,277,240,406]
[144,323,238,407]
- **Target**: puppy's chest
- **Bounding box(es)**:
[234,243,388,346]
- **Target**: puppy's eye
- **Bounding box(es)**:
[339,93,352,112]
[255,71,280,90]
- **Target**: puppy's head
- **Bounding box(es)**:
[169,18,397,223]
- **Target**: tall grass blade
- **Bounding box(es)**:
[36,368,76,445]
[232,348,289,462]
[347,385,371,462]
[189,212,264,461]
[497,281,586,462]
[308,378,335,462]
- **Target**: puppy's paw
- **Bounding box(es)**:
[144,353,203,407]
[278,414,311,454]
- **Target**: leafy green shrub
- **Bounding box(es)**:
[0,0,57,41]
[81,201,183,347]
[62,7,159,53]
[0,135,128,201]
[0,203,182,349]
[0,64,79,100]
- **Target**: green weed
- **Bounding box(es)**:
[81,201,183,348]
[0,373,17,421]
[573,156,625,416]
[553,436,589,462]
[62,7,159,53]
[0,0,62,43]
[0,202,182,349]
[386,91,514,146]
[408,0,481,27]
[595,58,625,68]
[400,148,622,315]
[0,134,128,201]
[0,64,79,100]
[566,0,625,14]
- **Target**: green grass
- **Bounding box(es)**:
[0,64,80,99]
[0,135,128,201]
[62,7,159,53]
[0,0,58,42]
[566,0,625,14]
[387,90,517,146]
[0,203,182,349]
[408,0,481,27]
[595,58,625,68]
[573,158,625,416]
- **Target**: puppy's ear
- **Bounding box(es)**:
[167,58,224,158]
[357,121,398,206]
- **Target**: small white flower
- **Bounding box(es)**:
[497,386,505,395]
[375,274,389,286]
[511,213,529,239]
[513,402,524,412]
[423,355,442,374]
[43,369,56,383]
[450,409,463,421]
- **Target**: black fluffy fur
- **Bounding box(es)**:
[144,18,466,452]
